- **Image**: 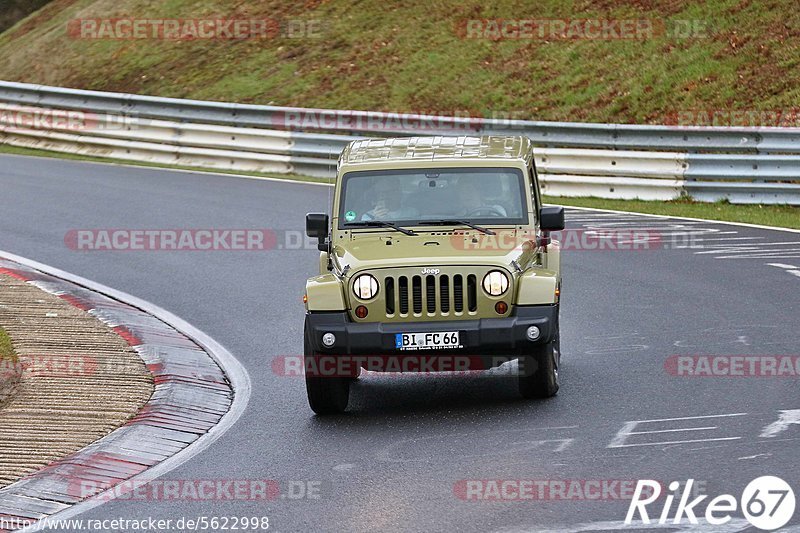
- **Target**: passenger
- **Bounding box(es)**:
[458,177,508,217]
[361,180,418,221]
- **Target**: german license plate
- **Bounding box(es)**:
[395,331,460,351]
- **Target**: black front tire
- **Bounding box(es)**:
[518,330,560,399]
[304,335,350,415]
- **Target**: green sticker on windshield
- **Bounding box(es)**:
[345,210,357,222]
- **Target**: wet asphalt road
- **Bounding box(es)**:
[0,154,799,532]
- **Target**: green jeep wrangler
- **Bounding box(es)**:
[303,135,564,414]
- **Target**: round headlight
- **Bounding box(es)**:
[352,274,379,300]
[482,270,509,296]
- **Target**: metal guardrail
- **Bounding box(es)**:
[0,81,799,204]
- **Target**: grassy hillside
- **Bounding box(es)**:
[0,0,798,124]
[0,0,53,33]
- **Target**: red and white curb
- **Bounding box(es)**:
[0,252,251,532]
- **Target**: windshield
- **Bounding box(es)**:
[338,167,528,228]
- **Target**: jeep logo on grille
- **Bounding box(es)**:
[421,268,440,275]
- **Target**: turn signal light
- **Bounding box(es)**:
[355,305,369,319]
[495,301,508,314]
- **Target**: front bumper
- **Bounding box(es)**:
[304,305,557,356]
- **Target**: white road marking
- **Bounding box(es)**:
[584,345,649,355]
[720,257,800,261]
[566,206,800,264]
[737,453,772,460]
[560,204,800,234]
[609,414,746,449]
[567,212,800,261]
[714,252,800,259]
[681,236,761,242]
[568,210,800,263]
[711,247,800,254]
[632,413,747,424]
[611,436,742,448]
[760,409,800,438]
[507,438,574,453]
[695,242,800,254]
[767,263,800,278]
[736,335,750,346]
[627,426,717,435]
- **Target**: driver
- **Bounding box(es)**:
[361,179,418,221]
[458,177,507,217]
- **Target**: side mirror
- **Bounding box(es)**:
[306,213,328,238]
[306,213,329,251]
[540,206,565,231]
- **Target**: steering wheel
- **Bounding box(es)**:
[464,206,506,217]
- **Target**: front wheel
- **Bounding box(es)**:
[304,335,350,415]
[518,331,560,399]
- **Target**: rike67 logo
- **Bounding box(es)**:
[626,477,796,530]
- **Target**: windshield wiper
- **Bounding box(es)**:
[416,219,496,235]
[344,220,418,236]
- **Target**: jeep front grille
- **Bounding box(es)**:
[412,276,423,314]
[385,277,395,315]
[384,274,477,317]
